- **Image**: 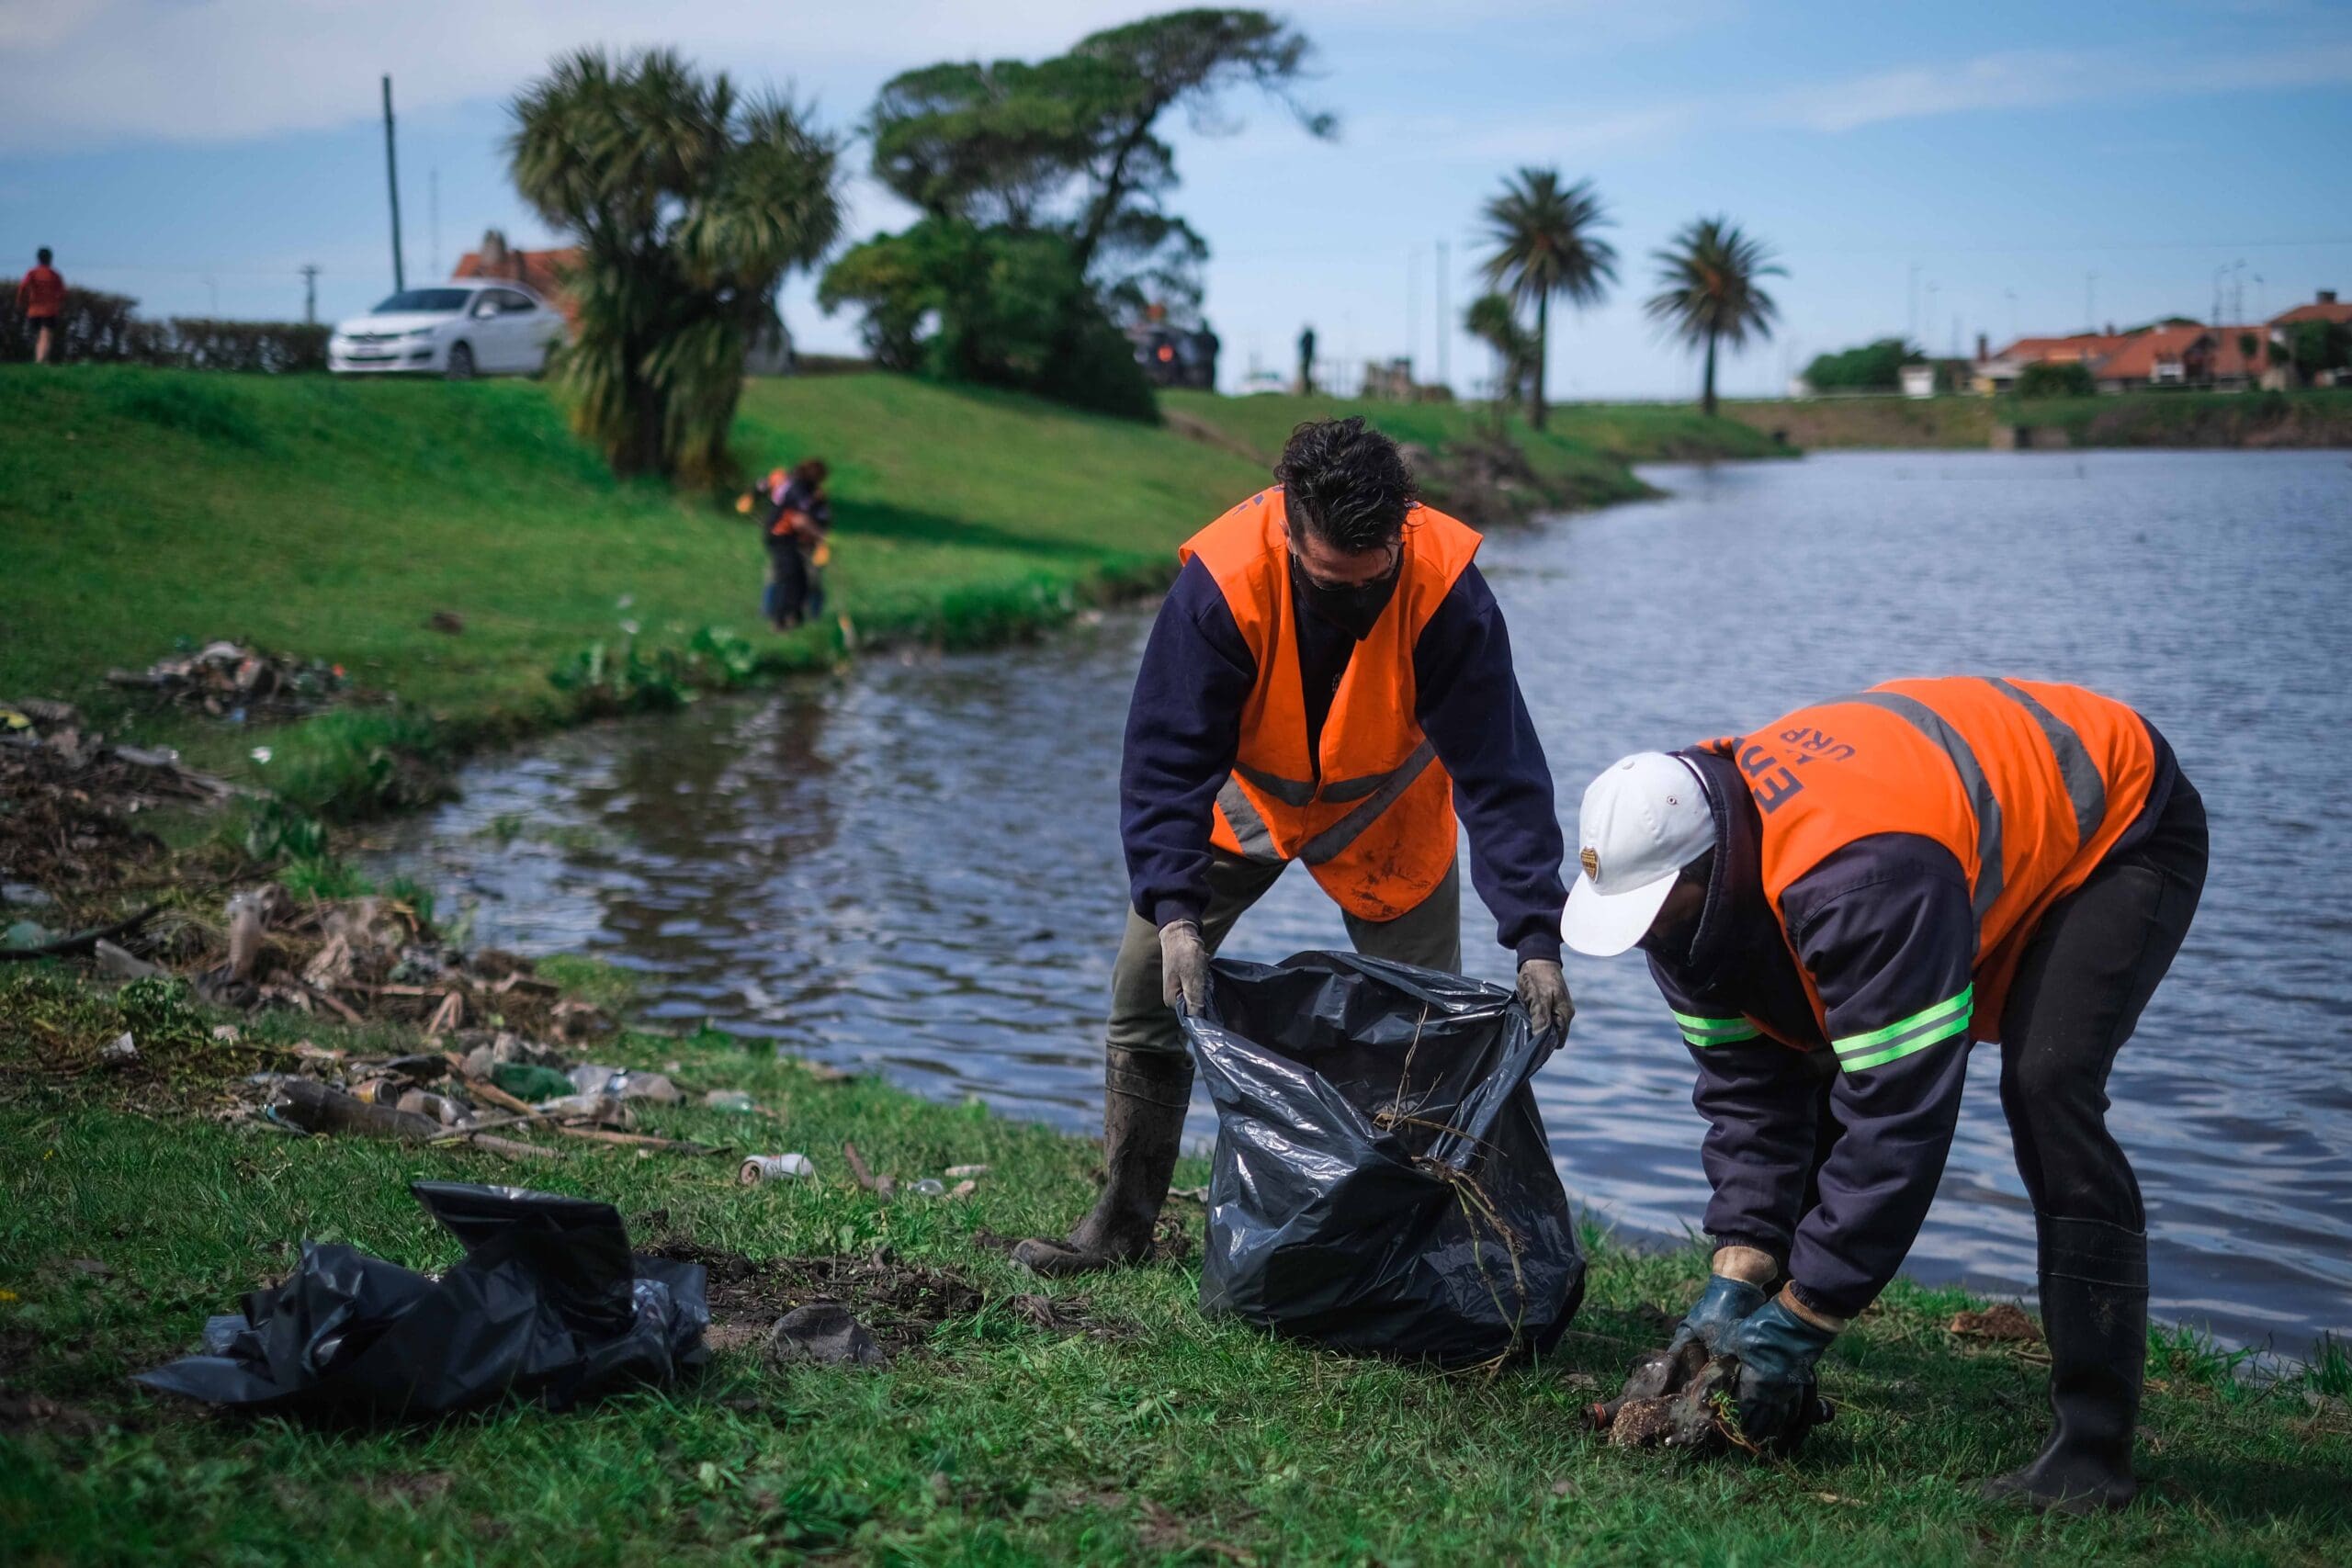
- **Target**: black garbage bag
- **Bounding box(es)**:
[136,1181,708,1419]
[1185,952,1584,1366]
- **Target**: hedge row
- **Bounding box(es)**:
[3,289,327,372]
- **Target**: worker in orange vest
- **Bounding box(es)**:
[1564,678,2206,1512]
[1015,417,1574,1276]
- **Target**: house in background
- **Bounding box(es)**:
[1976,317,2280,395]
[451,229,797,374]
[454,231,582,324]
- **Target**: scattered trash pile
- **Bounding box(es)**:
[139,1182,708,1419]
[106,641,349,720]
[0,698,235,915]
[236,1009,734,1164]
[127,885,618,1045]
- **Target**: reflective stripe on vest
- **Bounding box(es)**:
[1986,677,2108,849]
[1838,688,2007,925]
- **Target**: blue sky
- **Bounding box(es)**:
[3,0,2347,398]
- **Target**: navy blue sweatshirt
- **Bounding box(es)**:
[1645,735,2177,1319]
[1123,554,1566,963]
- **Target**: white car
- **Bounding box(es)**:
[327,281,566,378]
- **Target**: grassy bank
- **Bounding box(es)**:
[1163,390,1790,514]
[1,367,1771,822]
[1720,389,2352,450]
[2,965,2346,1565]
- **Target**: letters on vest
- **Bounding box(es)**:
[1179,491,1483,923]
[1704,676,2157,1046]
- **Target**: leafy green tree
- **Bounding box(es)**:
[1464,291,1538,407]
[2287,319,2350,381]
[509,49,842,483]
[1643,217,1782,417]
[1477,170,1616,430]
[828,9,1332,415]
[1802,338,1920,392]
[2014,359,2095,399]
[819,219,1155,418]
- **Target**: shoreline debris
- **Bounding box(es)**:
[106,641,349,721]
[741,1154,816,1185]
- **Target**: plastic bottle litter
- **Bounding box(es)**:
[570,1066,684,1105]
[909,1179,947,1198]
[703,1091,757,1113]
[491,1062,577,1102]
[740,1153,816,1185]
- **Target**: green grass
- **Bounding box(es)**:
[0,368,1255,754]
[1722,389,2352,450]
[1164,389,1790,512]
[2,368,1780,823]
[1,969,2345,1565]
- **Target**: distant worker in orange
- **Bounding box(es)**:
[739,458,832,631]
[1565,677,2206,1512]
[16,247,65,365]
[1014,416,1574,1277]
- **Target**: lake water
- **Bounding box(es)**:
[376,449,2352,1354]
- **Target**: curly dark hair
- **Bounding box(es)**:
[1274,416,1419,553]
[790,457,829,489]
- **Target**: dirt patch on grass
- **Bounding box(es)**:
[650,1241,1132,1358]
[650,1242,986,1358]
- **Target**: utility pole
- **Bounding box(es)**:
[1434,239,1450,392]
[1406,245,1419,382]
[300,264,320,325]
[382,74,405,292]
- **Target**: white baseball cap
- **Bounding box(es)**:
[1562,751,1718,957]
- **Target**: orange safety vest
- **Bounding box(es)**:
[1702,676,2159,1045]
[1178,489,1482,922]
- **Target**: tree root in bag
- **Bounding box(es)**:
[135,1182,708,1420]
[1182,953,1585,1368]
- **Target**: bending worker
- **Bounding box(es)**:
[1564,677,2204,1512]
[1015,417,1573,1276]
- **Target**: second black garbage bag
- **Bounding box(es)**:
[1183,952,1584,1366]
[136,1181,708,1420]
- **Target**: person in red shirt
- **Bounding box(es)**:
[17,248,64,364]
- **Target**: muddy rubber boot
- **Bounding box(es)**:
[1012,1048,1193,1277]
[1981,1216,2149,1515]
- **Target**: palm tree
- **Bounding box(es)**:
[1477,169,1616,429]
[1464,291,1537,408]
[1645,217,1784,417]
[510,49,842,483]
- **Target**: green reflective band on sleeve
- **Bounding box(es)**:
[1834,986,1973,1072]
[1672,1009,1762,1048]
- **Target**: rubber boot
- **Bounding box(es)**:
[1981,1215,2149,1515]
[1012,1048,1193,1277]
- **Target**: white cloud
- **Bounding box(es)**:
[0,0,1129,153]
[1771,40,2352,133]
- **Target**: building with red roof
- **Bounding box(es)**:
[2271,289,2351,330]
[453,231,582,325]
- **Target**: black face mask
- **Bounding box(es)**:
[1289,550,1401,641]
